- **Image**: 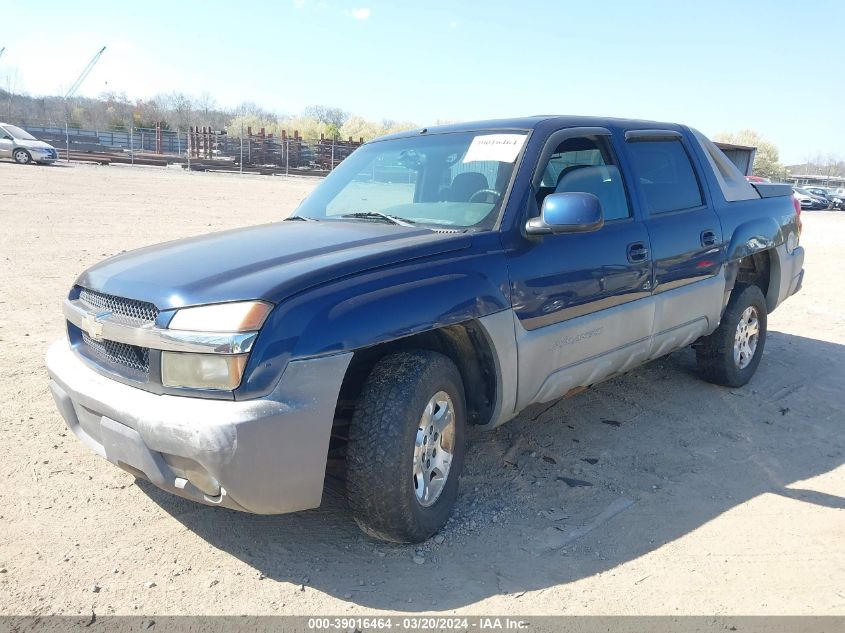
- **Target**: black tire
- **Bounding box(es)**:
[346,350,466,543]
[696,284,767,387]
[13,149,32,165]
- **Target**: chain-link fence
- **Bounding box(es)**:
[20,123,364,175]
[23,124,187,155]
[186,126,363,172]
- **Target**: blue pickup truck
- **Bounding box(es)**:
[46,116,804,543]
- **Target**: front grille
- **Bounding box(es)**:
[78,287,159,325]
[82,332,150,375]
[74,288,157,380]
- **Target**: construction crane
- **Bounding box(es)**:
[64,46,106,99]
[63,46,106,160]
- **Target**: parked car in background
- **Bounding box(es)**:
[829,188,845,209]
[0,123,59,164]
[792,187,829,210]
[804,186,844,210]
[745,175,770,183]
[802,186,835,204]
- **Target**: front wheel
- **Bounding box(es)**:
[346,350,466,543]
[696,284,768,387]
[13,149,32,165]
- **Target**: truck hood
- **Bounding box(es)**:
[77,220,472,310]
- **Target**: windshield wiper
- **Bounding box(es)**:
[339,211,416,227]
[285,214,319,222]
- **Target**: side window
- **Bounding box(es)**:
[626,139,703,214]
[540,147,604,188]
[537,136,632,221]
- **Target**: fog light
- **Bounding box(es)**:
[161,352,248,390]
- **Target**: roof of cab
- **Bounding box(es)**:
[370,115,684,143]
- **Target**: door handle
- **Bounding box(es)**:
[627,242,649,263]
[701,229,718,247]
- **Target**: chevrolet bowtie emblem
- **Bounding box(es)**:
[81,311,111,342]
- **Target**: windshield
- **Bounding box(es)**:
[1,124,36,141]
[295,131,528,230]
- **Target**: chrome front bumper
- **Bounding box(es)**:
[46,339,352,514]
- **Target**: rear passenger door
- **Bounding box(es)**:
[622,129,724,354]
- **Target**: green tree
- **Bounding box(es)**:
[340,115,385,141]
[715,129,789,181]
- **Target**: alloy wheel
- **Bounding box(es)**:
[733,306,760,369]
[412,391,455,507]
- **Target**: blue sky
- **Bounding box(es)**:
[1,0,842,163]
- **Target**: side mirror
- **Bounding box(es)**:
[525,191,604,236]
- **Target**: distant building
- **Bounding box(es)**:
[787,173,845,187]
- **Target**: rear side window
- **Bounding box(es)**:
[626,139,703,214]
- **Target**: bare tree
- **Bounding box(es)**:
[101,91,133,130]
[303,105,349,128]
[0,84,422,146]
[163,92,194,133]
[2,68,22,121]
[196,92,217,119]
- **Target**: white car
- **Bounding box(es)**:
[0,123,59,164]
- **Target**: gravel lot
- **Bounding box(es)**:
[0,161,843,616]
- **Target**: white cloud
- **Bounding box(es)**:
[292,0,307,8]
[449,21,457,29]
[345,7,371,20]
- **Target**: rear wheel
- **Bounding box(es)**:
[13,149,31,165]
[696,284,767,387]
[346,350,466,543]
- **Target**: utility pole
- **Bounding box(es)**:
[63,46,106,162]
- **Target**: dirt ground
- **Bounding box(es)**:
[0,161,842,617]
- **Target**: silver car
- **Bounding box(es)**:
[0,123,59,164]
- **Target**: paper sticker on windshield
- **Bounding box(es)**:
[462,134,525,164]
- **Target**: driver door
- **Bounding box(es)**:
[504,128,654,409]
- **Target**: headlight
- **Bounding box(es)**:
[161,352,248,390]
[168,301,271,332]
[163,300,272,390]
